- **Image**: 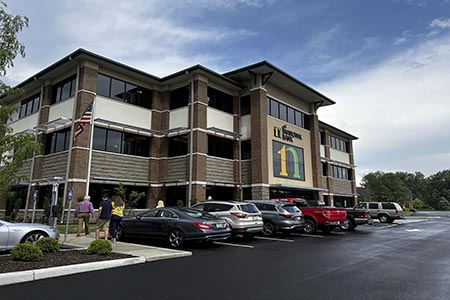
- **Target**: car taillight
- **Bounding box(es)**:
[322,211,331,218]
[364,212,368,218]
[193,222,212,230]
[231,212,247,218]
[281,214,293,219]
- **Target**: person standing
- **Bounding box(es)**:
[75,195,95,237]
[95,193,112,240]
[110,194,125,243]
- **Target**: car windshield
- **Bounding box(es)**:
[238,204,259,213]
[282,205,300,213]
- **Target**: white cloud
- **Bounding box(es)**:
[317,33,450,182]
[430,18,450,29]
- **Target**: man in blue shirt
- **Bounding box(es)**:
[95,193,113,240]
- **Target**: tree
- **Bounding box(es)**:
[426,170,450,209]
[360,171,409,205]
[0,2,39,200]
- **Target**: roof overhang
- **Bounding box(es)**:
[224,61,336,108]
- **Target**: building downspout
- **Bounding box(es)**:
[24,81,44,221]
[187,72,194,207]
[60,57,80,223]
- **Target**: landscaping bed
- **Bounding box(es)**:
[0,249,132,274]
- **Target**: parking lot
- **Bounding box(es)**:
[3,213,450,300]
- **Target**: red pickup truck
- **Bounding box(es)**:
[272,198,347,234]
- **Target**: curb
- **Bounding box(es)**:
[0,256,146,287]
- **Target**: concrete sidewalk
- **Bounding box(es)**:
[0,234,191,287]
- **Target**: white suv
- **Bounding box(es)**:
[192,201,264,237]
[355,202,404,223]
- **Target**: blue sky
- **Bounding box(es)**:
[4,0,450,184]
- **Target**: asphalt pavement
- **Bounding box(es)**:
[2,214,450,299]
[0,233,191,286]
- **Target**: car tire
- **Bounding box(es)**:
[21,231,48,244]
[303,219,316,234]
[379,214,390,223]
[340,219,355,231]
[168,229,185,248]
[262,222,277,236]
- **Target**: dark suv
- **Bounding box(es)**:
[247,200,305,236]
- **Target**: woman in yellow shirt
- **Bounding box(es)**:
[110,194,125,243]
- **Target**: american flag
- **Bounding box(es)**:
[73,100,94,140]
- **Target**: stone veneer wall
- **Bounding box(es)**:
[15,159,32,181]
[91,152,149,182]
[331,178,353,195]
[321,176,328,189]
[206,157,235,182]
[166,157,188,181]
[241,160,252,184]
[41,152,68,179]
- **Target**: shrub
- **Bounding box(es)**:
[87,240,112,256]
[11,243,44,261]
[35,237,60,253]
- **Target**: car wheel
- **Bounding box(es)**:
[168,229,185,248]
[340,219,355,231]
[303,219,316,234]
[262,222,276,236]
[379,214,389,223]
[21,231,48,244]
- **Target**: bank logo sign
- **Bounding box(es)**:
[273,125,302,143]
[272,140,305,181]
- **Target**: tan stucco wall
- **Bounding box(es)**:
[266,84,310,113]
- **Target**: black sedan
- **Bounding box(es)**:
[118,207,231,248]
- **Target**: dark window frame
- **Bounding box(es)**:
[51,75,77,104]
[168,134,189,157]
[93,126,150,157]
[170,86,190,110]
[96,73,152,109]
[267,97,310,130]
[45,127,71,154]
[19,94,40,118]
[207,87,233,114]
[207,134,234,159]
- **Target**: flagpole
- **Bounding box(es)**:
[85,98,96,196]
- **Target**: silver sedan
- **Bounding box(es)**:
[0,219,60,251]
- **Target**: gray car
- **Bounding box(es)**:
[355,202,404,223]
[0,219,60,251]
[247,200,305,236]
[192,201,263,238]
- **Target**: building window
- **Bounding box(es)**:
[329,135,348,152]
[208,135,234,159]
[320,132,325,145]
[240,95,250,115]
[93,127,150,157]
[51,75,76,104]
[267,97,309,130]
[331,165,351,180]
[206,186,234,201]
[170,86,190,110]
[45,128,70,154]
[207,87,233,114]
[241,140,251,160]
[96,73,152,109]
[168,134,188,157]
[321,162,328,176]
[19,94,40,118]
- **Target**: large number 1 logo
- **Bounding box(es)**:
[277,145,301,179]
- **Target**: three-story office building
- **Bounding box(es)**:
[1,49,357,214]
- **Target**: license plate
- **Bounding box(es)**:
[215,223,225,229]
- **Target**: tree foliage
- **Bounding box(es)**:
[0,2,39,198]
[361,170,450,210]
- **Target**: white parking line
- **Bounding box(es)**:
[332,231,346,235]
[290,233,324,238]
[377,224,398,230]
[213,241,255,248]
[254,236,294,242]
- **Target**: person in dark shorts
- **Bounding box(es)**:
[95,193,113,240]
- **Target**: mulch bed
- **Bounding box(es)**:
[0,249,132,274]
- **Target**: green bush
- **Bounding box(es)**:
[35,237,60,253]
[87,239,112,256]
[11,243,44,261]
